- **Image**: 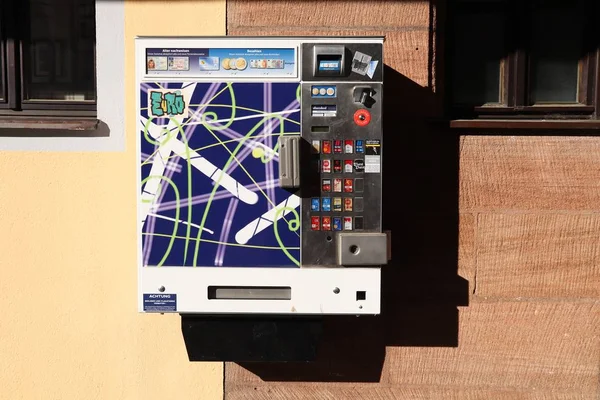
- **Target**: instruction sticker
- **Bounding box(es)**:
[365,139,381,173]
[367,61,379,79]
[146,47,297,78]
[143,294,177,312]
[351,51,372,76]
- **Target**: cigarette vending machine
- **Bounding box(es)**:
[137,36,386,319]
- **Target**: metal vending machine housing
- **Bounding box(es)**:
[137,36,386,320]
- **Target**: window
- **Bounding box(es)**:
[449,0,599,119]
[0,0,96,117]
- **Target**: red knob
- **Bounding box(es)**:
[353,109,371,127]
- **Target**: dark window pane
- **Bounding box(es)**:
[23,0,96,102]
[452,1,506,105]
[529,0,585,104]
[0,42,4,101]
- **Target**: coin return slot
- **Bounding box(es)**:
[356,291,366,301]
[208,286,291,300]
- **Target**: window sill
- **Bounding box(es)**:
[0,118,99,131]
[449,119,600,130]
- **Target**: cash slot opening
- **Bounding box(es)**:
[208,286,292,300]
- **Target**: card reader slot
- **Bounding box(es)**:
[208,286,292,300]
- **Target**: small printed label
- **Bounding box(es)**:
[344,160,353,173]
[333,140,343,153]
[322,216,331,231]
[354,159,365,173]
[344,178,353,193]
[333,197,342,212]
[312,104,337,117]
[365,139,381,173]
[311,140,320,153]
[365,157,380,173]
[333,217,343,231]
[322,179,331,192]
[322,140,332,154]
[344,217,353,230]
[365,139,381,155]
[345,140,354,153]
[322,197,331,211]
[311,198,320,212]
[355,140,365,153]
[344,198,353,212]
[333,178,342,192]
[143,294,177,312]
[333,160,342,173]
[311,216,320,231]
[322,159,331,173]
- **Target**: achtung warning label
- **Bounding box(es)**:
[143,294,177,312]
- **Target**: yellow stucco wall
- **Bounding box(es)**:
[0,1,225,399]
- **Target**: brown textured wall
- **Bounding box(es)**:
[225,1,600,399]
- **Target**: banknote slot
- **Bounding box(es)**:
[208,286,292,300]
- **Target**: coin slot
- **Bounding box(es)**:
[311,125,330,133]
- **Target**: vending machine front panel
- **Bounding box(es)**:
[137,37,385,315]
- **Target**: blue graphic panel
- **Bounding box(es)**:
[139,82,301,267]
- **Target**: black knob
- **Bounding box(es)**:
[353,87,376,108]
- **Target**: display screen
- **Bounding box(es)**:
[318,58,341,72]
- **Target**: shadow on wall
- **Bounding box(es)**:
[233,69,467,383]
[233,0,469,383]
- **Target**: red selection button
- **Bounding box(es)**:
[354,109,371,126]
[311,216,320,231]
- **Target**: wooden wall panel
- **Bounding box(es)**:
[476,214,600,298]
[226,383,592,400]
[460,136,600,212]
[226,1,600,399]
[382,302,599,391]
[227,0,431,87]
[228,0,429,30]
[226,301,599,399]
